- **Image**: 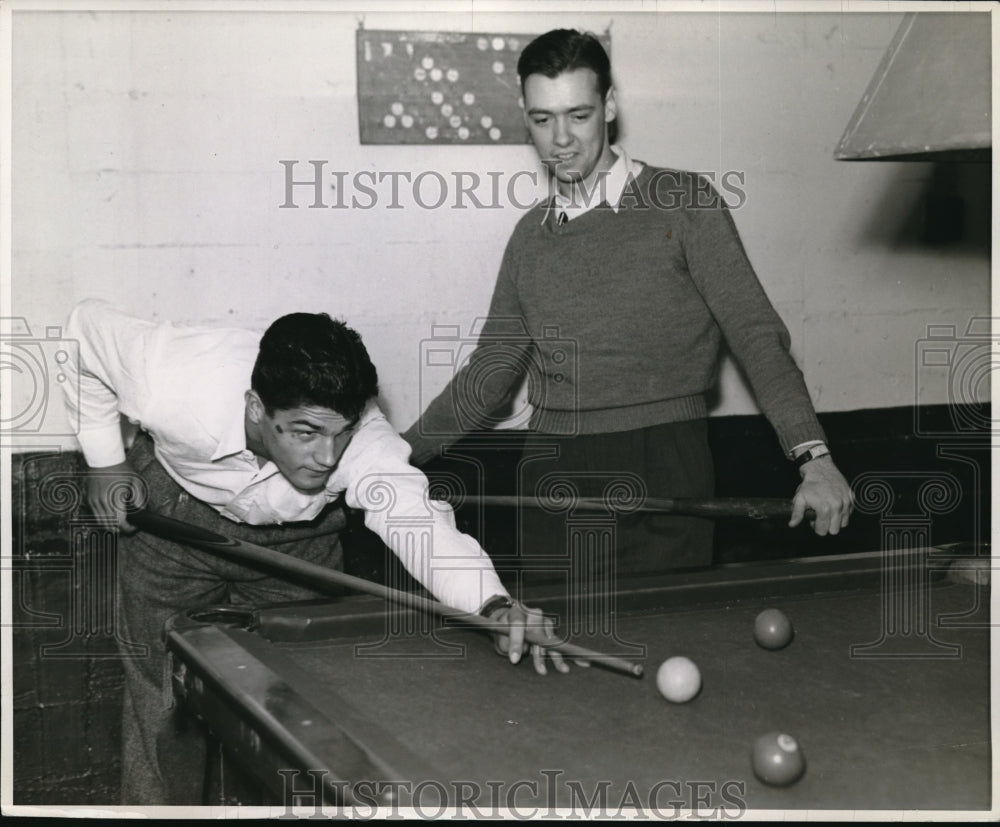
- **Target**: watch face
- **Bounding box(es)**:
[797,445,830,466]
[480,596,514,617]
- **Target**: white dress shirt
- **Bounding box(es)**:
[553,145,644,223]
[63,299,508,614]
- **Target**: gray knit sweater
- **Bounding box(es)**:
[405,164,825,464]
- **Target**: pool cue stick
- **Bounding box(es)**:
[436,494,814,522]
[127,508,644,678]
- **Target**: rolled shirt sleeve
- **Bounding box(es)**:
[63,299,160,467]
[339,405,510,615]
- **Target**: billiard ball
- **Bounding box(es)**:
[754,608,793,650]
[656,656,701,703]
[751,731,806,786]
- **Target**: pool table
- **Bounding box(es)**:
[165,546,991,815]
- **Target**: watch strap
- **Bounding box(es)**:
[478,595,514,618]
[794,443,831,468]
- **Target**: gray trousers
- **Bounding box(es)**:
[517,419,715,584]
[117,434,347,805]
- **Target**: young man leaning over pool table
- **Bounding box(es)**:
[62,298,570,806]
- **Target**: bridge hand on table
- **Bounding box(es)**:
[486,600,584,676]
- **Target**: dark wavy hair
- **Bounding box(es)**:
[251,313,378,422]
[517,29,612,98]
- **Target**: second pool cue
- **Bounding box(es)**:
[436,494,812,521]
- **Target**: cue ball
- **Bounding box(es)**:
[754,608,794,650]
[752,731,806,786]
[656,656,701,703]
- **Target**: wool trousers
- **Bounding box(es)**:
[515,419,715,587]
[116,434,347,805]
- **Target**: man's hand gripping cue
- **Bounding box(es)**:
[789,456,854,536]
[85,461,144,534]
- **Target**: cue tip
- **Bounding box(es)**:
[589,657,644,678]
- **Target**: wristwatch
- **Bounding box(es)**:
[478,595,514,618]
[794,443,831,468]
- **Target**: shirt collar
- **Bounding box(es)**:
[552,145,644,222]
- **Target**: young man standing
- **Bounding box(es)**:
[405,29,853,577]
[63,299,567,805]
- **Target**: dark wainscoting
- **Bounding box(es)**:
[345,403,990,581]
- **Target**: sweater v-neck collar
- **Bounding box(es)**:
[542,146,645,229]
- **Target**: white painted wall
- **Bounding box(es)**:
[7,7,990,452]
